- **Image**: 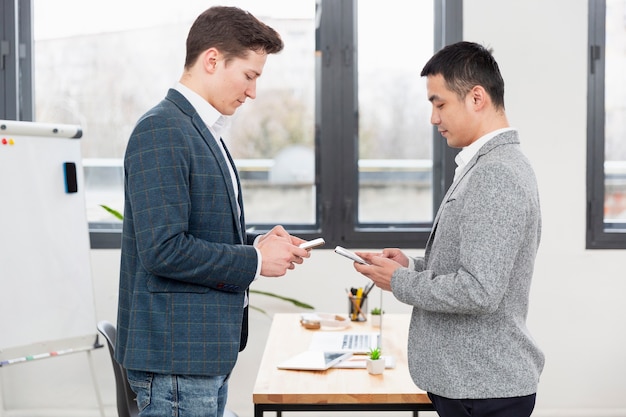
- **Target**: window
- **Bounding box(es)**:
[357,3,434,224]
[4,0,462,249]
[588,0,626,248]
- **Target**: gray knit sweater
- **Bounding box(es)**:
[391,131,544,399]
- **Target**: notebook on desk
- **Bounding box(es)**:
[277,350,353,371]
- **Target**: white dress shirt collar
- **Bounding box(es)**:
[174,82,231,138]
[453,127,515,182]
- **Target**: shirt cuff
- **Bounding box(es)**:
[252,236,262,280]
[407,256,416,271]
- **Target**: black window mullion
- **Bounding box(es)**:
[0,0,33,121]
[317,0,355,246]
[17,0,33,121]
[433,0,463,214]
[1,0,19,120]
[586,0,605,248]
[337,0,358,247]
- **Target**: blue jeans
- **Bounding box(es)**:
[126,369,229,417]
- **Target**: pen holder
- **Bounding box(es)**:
[348,296,367,322]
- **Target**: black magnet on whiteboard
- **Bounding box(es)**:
[64,162,78,193]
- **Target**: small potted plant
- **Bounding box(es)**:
[370,307,383,327]
[366,347,385,375]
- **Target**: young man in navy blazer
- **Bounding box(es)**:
[115,6,311,417]
[354,42,545,417]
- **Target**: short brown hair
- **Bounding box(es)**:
[184,6,284,69]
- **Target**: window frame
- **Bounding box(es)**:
[1,0,33,121]
[5,0,463,250]
[587,0,626,249]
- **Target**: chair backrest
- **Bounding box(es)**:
[97,320,139,417]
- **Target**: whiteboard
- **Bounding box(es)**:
[0,120,99,364]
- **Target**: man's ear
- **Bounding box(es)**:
[202,48,220,73]
[470,85,488,110]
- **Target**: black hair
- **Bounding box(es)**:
[421,41,505,110]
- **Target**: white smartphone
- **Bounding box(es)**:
[334,246,369,265]
[299,237,326,250]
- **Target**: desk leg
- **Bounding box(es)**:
[254,404,280,417]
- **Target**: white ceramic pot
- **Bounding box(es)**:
[370,314,381,327]
[366,358,385,375]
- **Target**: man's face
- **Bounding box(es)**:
[209,49,268,116]
[426,74,476,148]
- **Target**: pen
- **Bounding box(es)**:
[356,286,364,306]
[363,281,375,298]
[356,287,365,320]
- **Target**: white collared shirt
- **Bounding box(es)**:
[453,127,515,182]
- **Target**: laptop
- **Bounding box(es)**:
[308,331,380,354]
[277,350,353,371]
[309,285,385,355]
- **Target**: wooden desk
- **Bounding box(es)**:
[252,313,433,416]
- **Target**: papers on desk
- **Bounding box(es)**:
[277,351,353,370]
[276,351,395,371]
[333,355,396,369]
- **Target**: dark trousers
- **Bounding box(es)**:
[427,392,536,417]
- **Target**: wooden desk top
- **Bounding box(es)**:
[252,313,430,405]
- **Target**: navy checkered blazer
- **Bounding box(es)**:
[115,89,259,376]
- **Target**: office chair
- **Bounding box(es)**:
[97,320,238,417]
[97,320,139,417]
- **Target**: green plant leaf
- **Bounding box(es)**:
[250,289,315,310]
[100,204,124,220]
[249,304,268,316]
[369,347,381,360]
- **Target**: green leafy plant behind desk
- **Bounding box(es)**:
[100,205,314,315]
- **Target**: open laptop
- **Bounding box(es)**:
[308,330,380,354]
[308,289,384,354]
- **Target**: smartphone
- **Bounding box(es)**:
[299,237,326,250]
[334,246,369,265]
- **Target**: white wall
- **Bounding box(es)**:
[2,0,625,416]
